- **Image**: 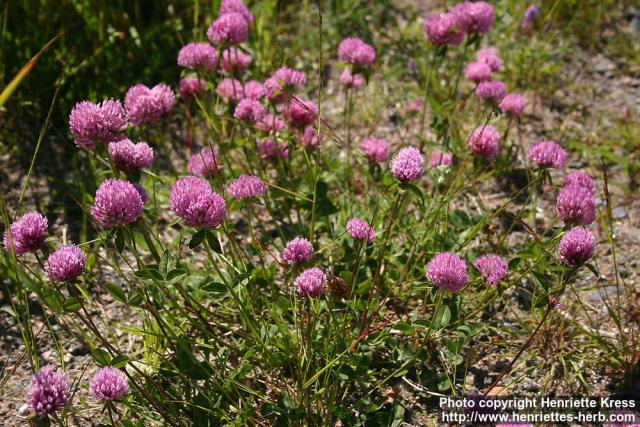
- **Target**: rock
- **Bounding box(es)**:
[17,404,30,416]
[612,207,627,219]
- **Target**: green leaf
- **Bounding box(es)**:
[206,231,222,253]
[92,348,111,366]
[110,355,129,368]
[115,228,126,252]
[392,323,415,336]
[189,230,207,249]
[399,182,425,205]
[62,297,82,312]
[103,283,127,304]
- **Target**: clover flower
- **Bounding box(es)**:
[562,171,595,195]
[108,139,154,173]
[294,267,326,298]
[423,12,466,45]
[45,245,86,282]
[69,99,127,149]
[465,61,492,84]
[346,217,375,243]
[556,185,596,226]
[220,48,251,73]
[527,140,566,169]
[177,42,218,71]
[475,80,506,102]
[558,227,595,265]
[188,147,221,177]
[207,13,249,45]
[282,237,314,265]
[391,147,424,182]
[179,77,207,100]
[243,80,266,100]
[3,211,48,255]
[216,77,245,102]
[338,37,376,67]
[125,83,176,126]
[300,127,321,149]
[429,150,453,168]
[234,98,266,124]
[339,69,365,90]
[426,252,468,292]
[227,175,266,200]
[473,253,508,285]
[257,137,289,160]
[91,179,144,228]
[360,137,390,163]
[476,47,502,71]
[453,1,495,33]
[219,0,254,24]
[499,93,526,116]
[467,125,500,159]
[285,99,317,130]
[27,366,71,415]
[169,177,226,228]
[89,367,129,402]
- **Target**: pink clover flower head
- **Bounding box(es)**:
[177,42,218,71]
[188,147,221,177]
[359,137,390,163]
[453,1,495,33]
[91,179,144,228]
[473,253,508,285]
[556,185,596,226]
[300,126,321,149]
[338,37,376,67]
[346,217,375,243]
[282,236,314,265]
[527,140,566,169]
[257,137,289,160]
[339,68,365,90]
[243,80,266,100]
[179,77,207,100]
[3,211,48,255]
[169,177,226,228]
[476,47,502,72]
[234,98,266,124]
[219,0,254,24]
[558,227,595,265]
[294,267,326,298]
[391,146,424,182]
[255,114,285,133]
[426,252,468,292]
[264,67,307,100]
[216,77,244,102]
[108,139,154,173]
[89,367,129,401]
[207,13,249,45]
[403,98,425,115]
[45,244,86,282]
[475,80,506,102]
[467,125,500,159]
[429,150,453,168]
[220,48,251,73]
[69,99,127,149]
[27,366,71,415]
[499,93,526,116]
[125,83,176,126]
[464,61,492,84]
[227,175,266,200]
[285,99,317,130]
[562,171,595,195]
[423,12,466,45]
